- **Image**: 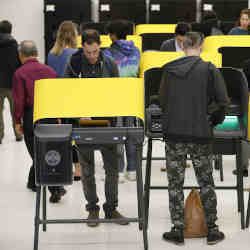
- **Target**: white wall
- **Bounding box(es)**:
[0,0,45,62]
[0,0,99,63]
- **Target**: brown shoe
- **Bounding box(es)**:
[87,210,100,227]
[106,210,130,225]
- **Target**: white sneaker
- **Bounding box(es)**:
[119,173,126,183]
[126,171,136,181]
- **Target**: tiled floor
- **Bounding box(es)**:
[0,102,249,250]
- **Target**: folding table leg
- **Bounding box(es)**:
[135,143,148,250]
[34,186,41,250]
[246,192,250,228]
[42,186,47,232]
[236,141,245,229]
[144,138,153,230]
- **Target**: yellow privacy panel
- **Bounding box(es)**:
[77,35,142,52]
[140,51,183,77]
[135,24,177,35]
[140,51,222,77]
[203,35,250,53]
[33,78,144,123]
[200,52,222,68]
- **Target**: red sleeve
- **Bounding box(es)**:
[12,72,25,124]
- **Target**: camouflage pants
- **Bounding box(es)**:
[165,141,217,229]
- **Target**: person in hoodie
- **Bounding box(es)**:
[0,20,22,144]
[159,32,229,246]
[104,19,140,182]
[64,29,129,227]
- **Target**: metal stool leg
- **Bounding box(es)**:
[34,186,41,250]
[42,186,47,232]
[144,138,153,230]
[218,155,224,182]
[135,143,148,250]
[236,141,245,229]
[246,190,250,228]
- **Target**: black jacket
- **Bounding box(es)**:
[64,48,119,78]
[159,56,229,143]
[0,33,20,89]
[63,48,119,126]
[160,38,176,52]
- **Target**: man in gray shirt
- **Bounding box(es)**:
[160,22,191,52]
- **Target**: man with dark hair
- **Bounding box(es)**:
[160,22,191,52]
[64,29,129,227]
[0,20,22,144]
[105,19,132,40]
[159,32,229,245]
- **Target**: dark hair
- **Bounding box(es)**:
[105,19,131,40]
[81,29,101,45]
[234,8,250,28]
[182,32,204,50]
[175,22,191,36]
[0,20,12,34]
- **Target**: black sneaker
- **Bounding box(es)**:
[27,183,37,192]
[207,226,225,245]
[232,169,248,177]
[16,136,23,142]
[162,227,184,245]
[49,192,61,203]
[59,187,67,196]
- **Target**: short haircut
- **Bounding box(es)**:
[19,40,38,57]
[105,19,131,40]
[175,22,191,36]
[182,32,204,50]
[0,20,12,34]
[81,29,101,46]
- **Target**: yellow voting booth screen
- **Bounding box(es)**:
[33,78,144,123]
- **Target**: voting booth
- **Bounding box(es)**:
[33,78,148,250]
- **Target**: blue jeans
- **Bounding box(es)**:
[119,117,137,173]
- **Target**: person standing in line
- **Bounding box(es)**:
[12,41,66,203]
[47,20,82,182]
[0,20,23,144]
[104,19,140,182]
[159,32,229,245]
[64,29,129,227]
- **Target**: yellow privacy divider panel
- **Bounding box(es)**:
[200,51,222,67]
[77,35,142,52]
[140,51,222,77]
[33,78,144,123]
[135,24,177,35]
[203,35,250,53]
[140,51,183,77]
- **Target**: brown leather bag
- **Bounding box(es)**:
[184,189,208,238]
